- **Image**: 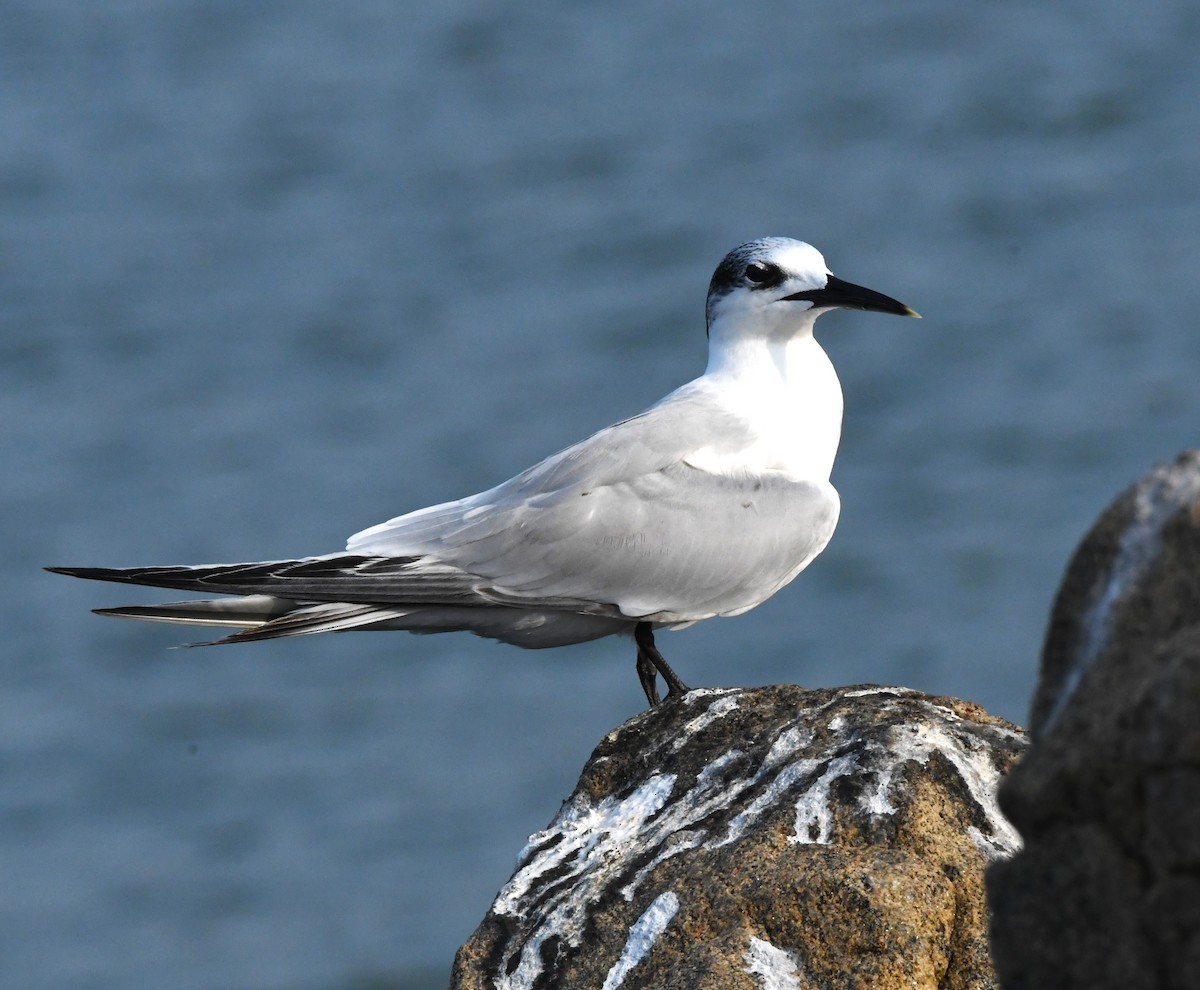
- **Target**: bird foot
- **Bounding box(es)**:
[634,621,690,707]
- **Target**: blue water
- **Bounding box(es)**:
[4,2,1199,987]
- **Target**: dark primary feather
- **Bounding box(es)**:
[48,557,482,604]
[45,556,623,618]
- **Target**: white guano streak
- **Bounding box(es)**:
[600,891,680,990]
[494,773,676,917]
[492,774,677,990]
[744,936,803,989]
[887,720,1022,858]
[1042,464,1200,733]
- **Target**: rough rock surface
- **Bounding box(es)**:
[452,684,1025,990]
[988,451,1200,990]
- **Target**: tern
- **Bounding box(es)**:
[48,237,917,706]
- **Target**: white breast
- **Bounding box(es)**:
[689,333,844,483]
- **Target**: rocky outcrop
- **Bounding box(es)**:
[452,684,1025,990]
[988,451,1200,989]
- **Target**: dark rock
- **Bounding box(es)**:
[988,451,1200,990]
[452,684,1025,990]
[1027,450,1200,739]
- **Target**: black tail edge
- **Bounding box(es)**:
[46,565,152,584]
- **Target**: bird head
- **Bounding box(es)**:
[705,237,919,339]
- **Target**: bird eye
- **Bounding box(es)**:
[744,262,779,286]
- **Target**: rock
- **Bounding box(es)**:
[988,451,1200,990]
[451,684,1026,990]
[1026,450,1200,739]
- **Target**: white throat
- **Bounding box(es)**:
[695,314,844,483]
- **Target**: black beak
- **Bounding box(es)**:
[779,274,920,318]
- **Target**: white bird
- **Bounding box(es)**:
[48,237,917,706]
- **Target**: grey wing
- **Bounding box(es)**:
[347,381,750,558]
[454,465,840,621]
[347,389,840,622]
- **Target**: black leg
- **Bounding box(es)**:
[636,646,661,706]
[634,622,689,706]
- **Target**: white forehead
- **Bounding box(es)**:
[755,238,828,276]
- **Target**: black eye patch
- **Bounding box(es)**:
[744,262,784,288]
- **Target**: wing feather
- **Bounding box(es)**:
[342,381,840,622]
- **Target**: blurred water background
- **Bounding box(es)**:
[4,1,1199,987]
